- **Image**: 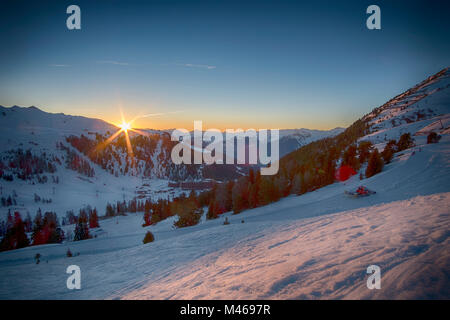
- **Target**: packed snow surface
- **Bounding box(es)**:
[0,69,449,299]
[0,135,449,299]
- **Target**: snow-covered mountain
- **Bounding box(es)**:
[0,105,188,223]
[0,104,344,223]
[0,105,117,149]
[0,67,449,299]
[1,110,449,299]
[278,127,344,156]
[362,67,450,143]
[167,127,344,159]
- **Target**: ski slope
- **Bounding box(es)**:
[0,134,449,299]
[0,69,449,299]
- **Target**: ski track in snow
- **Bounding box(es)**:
[118,193,449,300]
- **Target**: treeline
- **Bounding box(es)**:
[65,133,210,181]
[31,209,65,245]
[141,191,209,228]
[0,206,100,252]
[66,134,117,175]
[71,206,99,241]
[105,199,150,217]
[1,192,53,207]
[141,123,417,229]
[0,211,31,251]
[1,192,18,207]
[34,193,52,204]
[66,134,165,177]
[58,143,95,177]
[0,209,63,251]
[0,148,58,181]
[104,195,204,229]
[62,206,99,229]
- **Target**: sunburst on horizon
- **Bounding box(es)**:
[118,121,131,132]
[98,111,150,156]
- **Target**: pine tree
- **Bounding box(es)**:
[73,218,90,241]
[257,176,274,206]
[14,214,30,249]
[365,149,384,178]
[143,231,155,244]
[381,143,394,164]
[248,181,260,208]
[357,141,373,164]
[24,212,32,233]
[105,203,115,217]
[232,178,249,214]
[144,200,151,213]
[343,145,360,170]
[397,133,414,151]
[206,200,218,220]
[6,211,13,229]
[79,208,88,224]
[249,168,255,184]
[89,208,100,228]
[427,132,440,144]
[273,175,288,199]
[143,209,152,226]
[291,173,302,195]
[0,212,30,251]
[31,209,44,245]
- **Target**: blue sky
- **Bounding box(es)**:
[0,0,449,129]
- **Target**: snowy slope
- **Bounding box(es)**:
[362,68,450,145]
[0,133,448,299]
[0,105,117,152]
[176,127,345,161]
[278,127,345,157]
[0,105,343,222]
[0,106,189,222]
[0,69,449,299]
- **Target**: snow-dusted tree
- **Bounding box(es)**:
[89,208,100,228]
[0,212,30,251]
[365,149,384,178]
[232,177,249,214]
[291,173,302,195]
[397,133,414,151]
[73,219,90,241]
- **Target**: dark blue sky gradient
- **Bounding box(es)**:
[0,0,449,129]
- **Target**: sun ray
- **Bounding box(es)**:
[93,109,151,157]
[128,128,149,136]
[123,128,134,156]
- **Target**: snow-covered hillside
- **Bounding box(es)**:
[0,68,449,299]
[362,67,450,144]
[278,127,345,157]
[0,131,448,299]
[0,106,189,223]
[0,105,117,150]
[0,105,343,223]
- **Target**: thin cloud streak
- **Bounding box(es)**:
[139,110,186,118]
[180,63,216,70]
[97,60,131,66]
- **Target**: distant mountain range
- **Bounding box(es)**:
[0,103,345,223]
[0,104,344,166]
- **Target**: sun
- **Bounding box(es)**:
[119,121,131,132]
[99,112,151,156]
